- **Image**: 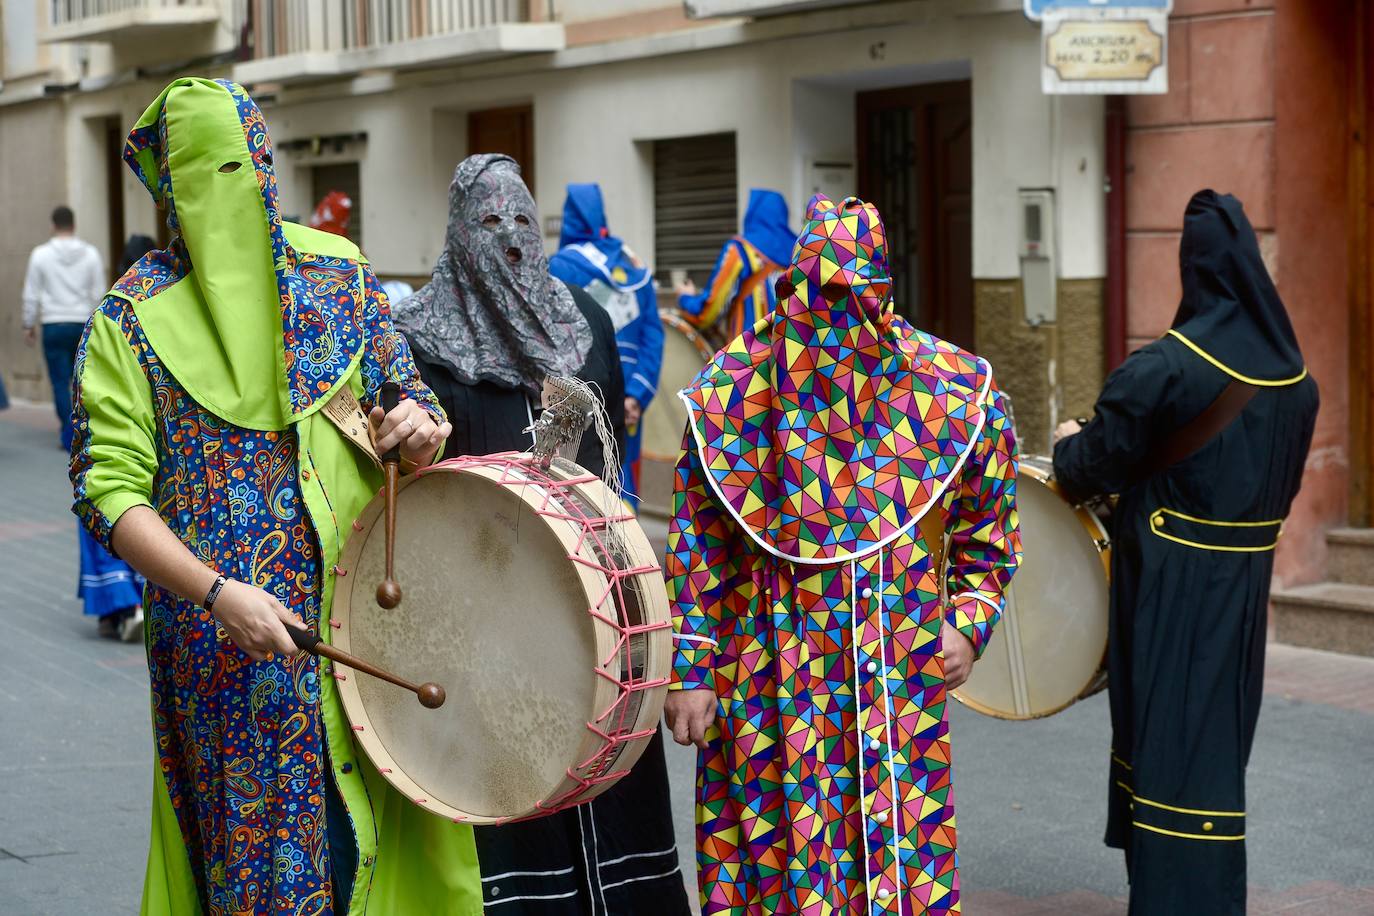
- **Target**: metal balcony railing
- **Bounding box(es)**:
[252,0,534,59]
[50,0,210,26]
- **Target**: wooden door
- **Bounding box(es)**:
[1351,0,1374,524]
[469,104,535,190]
[104,118,127,282]
[857,81,973,349]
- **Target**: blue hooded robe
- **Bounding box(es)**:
[678,188,797,339]
[549,183,664,502]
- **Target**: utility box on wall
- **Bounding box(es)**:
[805,159,855,207]
[1019,188,1056,326]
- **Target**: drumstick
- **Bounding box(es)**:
[287,623,446,709]
[375,381,403,610]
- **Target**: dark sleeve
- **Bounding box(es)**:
[571,286,627,463]
[603,317,627,461]
[1052,344,1179,499]
[411,351,473,456]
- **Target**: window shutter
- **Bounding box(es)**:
[653,132,738,280]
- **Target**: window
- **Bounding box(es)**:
[652,132,738,286]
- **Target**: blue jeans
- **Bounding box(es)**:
[41,322,84,452]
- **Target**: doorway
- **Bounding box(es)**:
[856,80,973,349]
[102,117,126,283]
[310,162,363,248]
[469,104,535,190]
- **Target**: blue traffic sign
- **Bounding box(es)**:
[1026,0,1172,20]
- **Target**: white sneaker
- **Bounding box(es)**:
[119,607,145,643]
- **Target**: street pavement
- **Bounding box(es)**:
[2,400,1372,914]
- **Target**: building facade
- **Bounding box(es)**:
[1,0,1367,634]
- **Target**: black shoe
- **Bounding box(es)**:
[97,614,121,639]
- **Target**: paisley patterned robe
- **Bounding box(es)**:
[72,77,480,916]
[70,243,480,915]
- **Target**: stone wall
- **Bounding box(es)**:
[973,277,1105,459]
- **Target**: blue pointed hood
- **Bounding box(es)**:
[741,188,797,268]
[552,182,650,291]
[559,183,609,249]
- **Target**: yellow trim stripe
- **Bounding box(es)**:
[1149,509,1283,553]
[1132,795,1245,818]
[1115,780,1134,794]
[1133,821,1246,842]
[1111,754,1132,771]
[1155,508,1283,529]
[1166,330,1308,387]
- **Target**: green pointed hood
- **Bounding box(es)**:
[122,77,365,430]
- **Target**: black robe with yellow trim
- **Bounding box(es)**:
[1053,329,1317,915]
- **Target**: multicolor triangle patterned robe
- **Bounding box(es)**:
[666,195,1020,915]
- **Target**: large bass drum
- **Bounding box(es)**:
[330,453,671,823]
[952,456,1111,720]
[637,309,714,516]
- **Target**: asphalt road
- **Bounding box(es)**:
[2,402,1370,914]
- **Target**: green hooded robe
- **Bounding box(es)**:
[69,77,481,915]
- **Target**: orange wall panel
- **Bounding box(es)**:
[1189,15,1276,122]
[1128,20,1192,127]
[1125,234,1182,338]
[1173,0,1274,15]
[1126,123,1275,231]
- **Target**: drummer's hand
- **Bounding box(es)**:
[1053,419,1083,444]
[665,689,716,750]
[370,397,452,468]
[941,620,976,690]
[211,579,304,662]
[624,397,642,429]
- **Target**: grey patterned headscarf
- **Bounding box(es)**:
[394,154,592,393]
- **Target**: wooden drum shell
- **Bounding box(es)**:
[951,456,1111,721]
[637,309,715,517]
[330,455,671,824]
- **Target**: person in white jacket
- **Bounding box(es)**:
[22,205,105,452]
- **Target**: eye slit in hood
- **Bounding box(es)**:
[218,161,241,173]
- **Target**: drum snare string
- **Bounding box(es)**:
[533,375,631,559]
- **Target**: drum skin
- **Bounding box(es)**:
[640,310,713,464]
[331,455,671,824]
[951,457,1111,720]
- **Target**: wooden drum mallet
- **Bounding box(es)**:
[287,623,445,709]
[375,381,403,610]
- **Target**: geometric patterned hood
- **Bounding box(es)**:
[679,195,992,563]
